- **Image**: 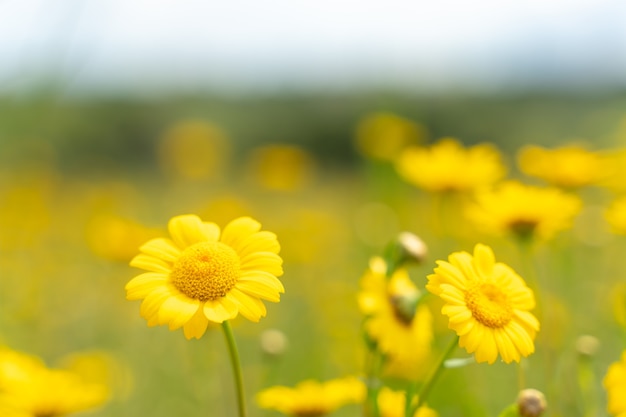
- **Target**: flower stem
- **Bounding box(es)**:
[364,348,384,417]
[221,321,246,417]
[408,335,459,416]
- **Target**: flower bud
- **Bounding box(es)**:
[260,329,288,357]
[575,335,600,357]
[517,388,546,417]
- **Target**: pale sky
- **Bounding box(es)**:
[1,0,625,94]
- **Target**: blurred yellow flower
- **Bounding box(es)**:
[603,350,626,417]
[395,138,506,192]
[256,376,365,416]
[86,214,161,262]
[354,112,426,161]
[0,347,109,417]
[465,181,582,240]
[605,196,626,235]
[158,119,231,180]
[246,144,316,191]
[600,148,626,193]
[357,257,432,368]
[126,214,284,339]
[377,387,437,417]
[426,244,539,364]
[517,144,608,188]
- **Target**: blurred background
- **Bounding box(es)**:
[2,1,626,416]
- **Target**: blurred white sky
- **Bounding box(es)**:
[1,0,626,95]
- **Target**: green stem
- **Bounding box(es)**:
[221,321,246,417]
[364,348,384,417]
[408,335,459,416]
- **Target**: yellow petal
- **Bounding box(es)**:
[220,217,261,252]
[139,238,181,262]
[239,252,283,276]
[158,294,201,330]
[239,270,285,292]
[494,328,520,363]
[183,307,210,339]
[228,288,267,322]
[203,298,238,323]
[506,321,535,357]
[139,286,174,321]
[234,281,282,303]
[125,273,168,300]
[168,214,218,248]
[473,243,495,277]
[130,254,171,273]
[237,231,281,256]
[474,330,498,364]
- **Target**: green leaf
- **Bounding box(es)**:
[498,403,521,417]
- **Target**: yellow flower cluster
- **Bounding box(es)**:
[0,347,109,417]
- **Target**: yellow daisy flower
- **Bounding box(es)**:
[357,257,433,365]
[605,196,626,235]
[517,144,608,188]
[395,138,506,192]
[377,387,437,417]
[603,350,626,417]
[426,244,539,364]
[354,112,426,161]
[0,347,109,417]
[255,376,365,416]
[126,214,284,339]
[465,181,582,240]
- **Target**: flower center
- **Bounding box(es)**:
[170,242,240,301]
[465,283,513,328]
[509,219,538,240]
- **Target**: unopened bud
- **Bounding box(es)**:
[395,232,428,265]
[517,388,546,417]
[575,335,600,357]
[260,329,288,357]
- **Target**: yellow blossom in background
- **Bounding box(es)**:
[358,257,433,369]
[395,138,506,192]
[255,376,365,416]
[0,346,109,417]
[246,144,316,191]
[377,387,437,417]
[126,214,284,339]
[517,143,608,188]
[603,350,626,417]
[465,181,582,241]
[605,195,626,235]
[600,148,626,193]
[85,214,162,262]
[354,112,426,161]
[427,244,539,364]
[158,119,231,180]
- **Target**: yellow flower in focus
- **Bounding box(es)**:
[466,181,582,241]
[256,376,365,416]
[603,350,626,417]
[605,196,626,235]
[395,138,506,192]
[517,144,608,188]
[247,144,315,191]
[158,119,231,180]
[358,257,433,367]
[126,214,284,339]
[0,347,109,417]
[377,387,437,417]
[355,112,426,161]
[426,244,539,364]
